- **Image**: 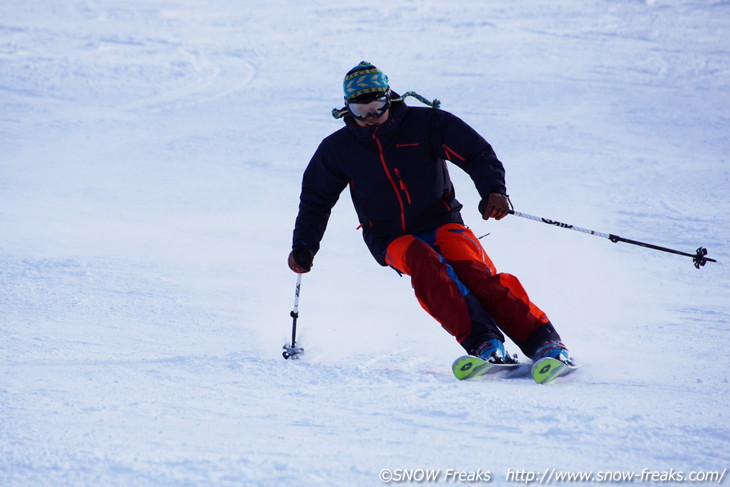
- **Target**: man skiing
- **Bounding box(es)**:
[288,61,574,366]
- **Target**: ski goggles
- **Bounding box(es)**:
[347,94,391,121]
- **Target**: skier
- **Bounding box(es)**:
[288,61,574,366]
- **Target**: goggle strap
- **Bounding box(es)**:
[331,91,441,119]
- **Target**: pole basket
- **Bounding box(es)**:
[693,247,711,269]
[282,342,304,360]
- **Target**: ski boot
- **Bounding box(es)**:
[533,340,575,366]
[475,339,518,364]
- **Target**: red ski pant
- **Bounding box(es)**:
[385,223,552,355]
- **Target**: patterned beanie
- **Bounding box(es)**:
[343,61,389,101]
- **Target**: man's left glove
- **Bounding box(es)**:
[479,193,511,221]
[288,247,314,273]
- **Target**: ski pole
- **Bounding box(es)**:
[282,273,304,359]
[508,210,717,269]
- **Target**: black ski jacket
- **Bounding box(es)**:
[292,100,506,266]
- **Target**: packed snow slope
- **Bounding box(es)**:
[1,0,728,486]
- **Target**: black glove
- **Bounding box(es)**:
[479,193,511,220]
[288,247,314,273]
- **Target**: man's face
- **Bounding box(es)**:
[348,93,390,127]
[354,108,390,127]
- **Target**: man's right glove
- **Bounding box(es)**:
[288,247,314,273]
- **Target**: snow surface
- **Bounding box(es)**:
[1,0,729,485]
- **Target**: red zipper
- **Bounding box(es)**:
[372,129,407,232]
[394,168,412,204]
[442,143,466,161]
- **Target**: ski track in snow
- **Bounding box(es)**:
[1,0,729,486]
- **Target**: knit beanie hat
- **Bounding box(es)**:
[343,61,389,101]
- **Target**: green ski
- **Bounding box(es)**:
[452,355,528,380]
[530,357,578,384]
[453,355,579,384]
